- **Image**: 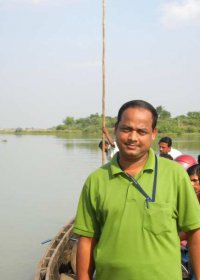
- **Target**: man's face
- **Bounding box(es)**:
[115,107,157,162]
[100,143,109,153]
[104,143,109,153]
[189,174,200,194]
[159,142,171,154]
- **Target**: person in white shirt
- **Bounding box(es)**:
[158,136,182,159]
[98,127,119,161]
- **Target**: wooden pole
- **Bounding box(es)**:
[102,0,106,164]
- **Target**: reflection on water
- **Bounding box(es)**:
[0,135,102,280]
[64,139,99,151]
[0,134,199,280]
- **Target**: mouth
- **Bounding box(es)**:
[125,143,138,150]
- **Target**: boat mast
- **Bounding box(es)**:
[102,0,106,164]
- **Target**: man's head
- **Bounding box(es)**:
[159,152,173,160]
[114,100,158,163]
[158,137,172,154]
[116,100,158,129]
[187,164,200,194]
[99,140,109,153]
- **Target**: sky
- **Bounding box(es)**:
[0,0,200,129]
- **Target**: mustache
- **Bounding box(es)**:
[125,140,138,145]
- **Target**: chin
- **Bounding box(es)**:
[123,152,141,160]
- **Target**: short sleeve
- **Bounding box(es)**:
[73,177,100,238]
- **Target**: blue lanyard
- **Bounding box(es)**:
[125,155,158,208]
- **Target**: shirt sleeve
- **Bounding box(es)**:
[177,171,200,232]
[73,176,100,238]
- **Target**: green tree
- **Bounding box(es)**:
[156,106,171,119]
[63,117,75,126]
[55,108,200,134]
[187,112,200,120]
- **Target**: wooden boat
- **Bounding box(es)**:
[34,218,190,280]
[34,219,78,280]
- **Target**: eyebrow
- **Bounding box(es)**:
[120,125,148,131]
[191,178,199,182]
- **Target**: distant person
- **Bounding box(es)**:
[159,136,182,159]
[159,152,173,160]
[98,127,119,161]
[74,100,200,280]
[98,140,109,153]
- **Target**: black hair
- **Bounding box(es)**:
[98,140,109,149]
[187,164,200,177]
[159,152,173,160]
[116,100,158,129]
[159,137,172,147]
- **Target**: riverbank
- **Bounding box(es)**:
[0,129,83,136]
[0,129,200,137]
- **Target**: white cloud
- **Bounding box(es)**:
[160,0,200,28]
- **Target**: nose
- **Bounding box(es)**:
[128,130,138,142]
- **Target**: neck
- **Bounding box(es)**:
[118,152,149,177]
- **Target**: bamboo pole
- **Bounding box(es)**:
[102,0,106,164]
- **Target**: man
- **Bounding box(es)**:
[74,100,200,280]
[158,136,182,159]
[98,127,119,161]
[187,164,200,203]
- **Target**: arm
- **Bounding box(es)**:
[179,231,187,241]
[186,228,200,280]
[179,231,188,247]
[102,127,115,147]
[76,236,97,280]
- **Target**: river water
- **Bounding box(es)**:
[0,134,199,280]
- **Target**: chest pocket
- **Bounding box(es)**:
[143,202,173,235]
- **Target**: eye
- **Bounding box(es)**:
[120,126,131,132]
[138,129,147,135]
[191,179,199,183]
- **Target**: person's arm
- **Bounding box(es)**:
[76,236,97,280]
[102,127,115,147]
[179,231,187,241]
[187,228,200,280]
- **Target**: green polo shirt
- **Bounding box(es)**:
[74,148,200,280]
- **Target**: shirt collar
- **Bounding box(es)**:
[109,148,156,177]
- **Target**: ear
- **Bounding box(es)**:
[152,128,157,140]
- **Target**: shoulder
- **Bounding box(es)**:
[169,147,182,159]
[158,155,183,170]
[157,156,188,179]
[84,162,111,186]
[171,147,181,153]
[84,155,120,188]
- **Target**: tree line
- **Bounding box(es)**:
[56,106,200,134]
